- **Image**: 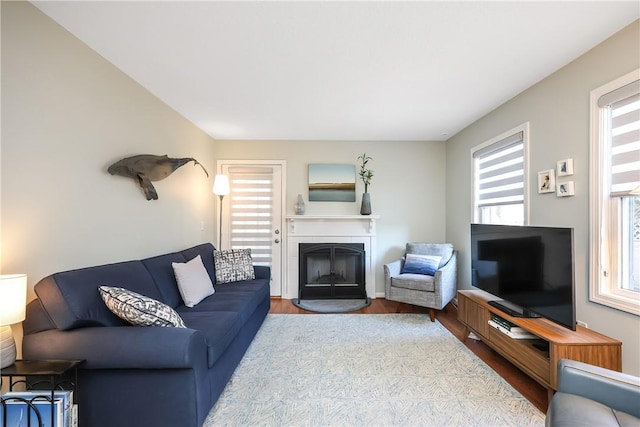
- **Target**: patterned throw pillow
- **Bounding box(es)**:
[98,286,186,328]
[401,254,442,276]
[214,249,255,284]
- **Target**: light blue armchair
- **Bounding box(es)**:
[384,243,457,321]
[546,359,640,427]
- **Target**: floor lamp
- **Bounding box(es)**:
[213,174,230,250]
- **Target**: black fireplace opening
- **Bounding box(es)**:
[299,243,366,299]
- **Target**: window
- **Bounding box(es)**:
[472,123,529,225]
[589,69,640,315]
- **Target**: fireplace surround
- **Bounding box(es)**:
[285,215,379,299]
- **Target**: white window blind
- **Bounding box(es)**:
[602,82,640,197]
[227,166,274,266]
[474,132,525,209]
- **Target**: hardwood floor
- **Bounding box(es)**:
[269,297,548,413]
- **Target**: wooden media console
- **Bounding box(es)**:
[457,289,622,399]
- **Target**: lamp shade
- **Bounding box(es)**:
[213,174,230,196]
[0,274,27,326]
[630,185,640,195]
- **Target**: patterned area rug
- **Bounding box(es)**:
[204,314,545,427]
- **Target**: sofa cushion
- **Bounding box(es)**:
[401,254,442,276]
[141,251,188,308]
[35,261,160,330]
[180,243,217,283]
[99,286,186,328]
[180,310,243,367]
[178,279,269,324]
[172,255,215,307]
[214,249,255,284]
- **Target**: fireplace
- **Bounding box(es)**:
[299,243,366,299]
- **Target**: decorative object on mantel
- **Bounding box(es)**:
[294,194,306,215]
[357,153,373,215]
[557,181,575,197]
[537,169,555,194]
[557,158,574,176]
[108,154,209,200]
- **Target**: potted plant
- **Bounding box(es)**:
[357,153,373,215]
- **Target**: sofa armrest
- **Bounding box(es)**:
[556,359,640,417]
[254,265,271,280]
[23,326,208,370]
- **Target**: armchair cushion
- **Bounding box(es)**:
[392,274,435,292]
[400,254,441,276]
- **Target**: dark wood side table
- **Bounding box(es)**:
[1,359,84,427]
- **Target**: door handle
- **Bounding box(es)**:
[274,238,280,244]
[274,229,280,235]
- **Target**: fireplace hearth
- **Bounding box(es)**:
[299,243,366,299]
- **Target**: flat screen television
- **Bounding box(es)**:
[471,223,576,330]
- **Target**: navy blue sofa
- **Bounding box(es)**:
[21,243,270,427]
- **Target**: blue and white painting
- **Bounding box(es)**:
[308,164,356,202]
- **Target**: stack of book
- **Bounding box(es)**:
[0,390,77,427]
[488,314,537,339]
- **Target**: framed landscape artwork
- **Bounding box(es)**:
[308,164,356,202]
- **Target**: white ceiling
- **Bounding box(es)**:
[32,1,639,141]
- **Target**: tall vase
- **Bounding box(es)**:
[360,193,371,215]
[294,194,306,215]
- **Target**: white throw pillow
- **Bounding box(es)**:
[172,255,215,307]
[98,286,186,328]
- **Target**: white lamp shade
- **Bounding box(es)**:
[213,174,230,196]
[0,274,27,326]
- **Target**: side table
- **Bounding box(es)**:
[1,359,84,427]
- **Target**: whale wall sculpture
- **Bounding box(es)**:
[108,154,209,200]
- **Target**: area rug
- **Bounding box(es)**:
[204,314,545,427]
[292,298,372,313]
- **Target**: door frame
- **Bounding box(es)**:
[216,159,286,297]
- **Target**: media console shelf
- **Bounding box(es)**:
[457,289,622,400]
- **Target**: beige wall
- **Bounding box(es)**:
[1,2,216,305]
[215,140,447,294]
[445,20,640,375]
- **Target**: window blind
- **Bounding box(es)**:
[227,166,274,266]
[608,88,640,197]
[474,132,525,208]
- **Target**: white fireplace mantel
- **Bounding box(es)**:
[284,215,379,299]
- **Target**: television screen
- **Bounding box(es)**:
[471,224,575,330]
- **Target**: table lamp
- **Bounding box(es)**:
[213,174,230,250]
[0,274,27,369]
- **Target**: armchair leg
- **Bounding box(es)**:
[429,309,436,322]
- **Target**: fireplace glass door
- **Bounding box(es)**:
[299,243,365,299]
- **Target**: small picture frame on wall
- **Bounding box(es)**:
[557,159,574,176]
[557,181,575,197]
[538,169,556,194]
